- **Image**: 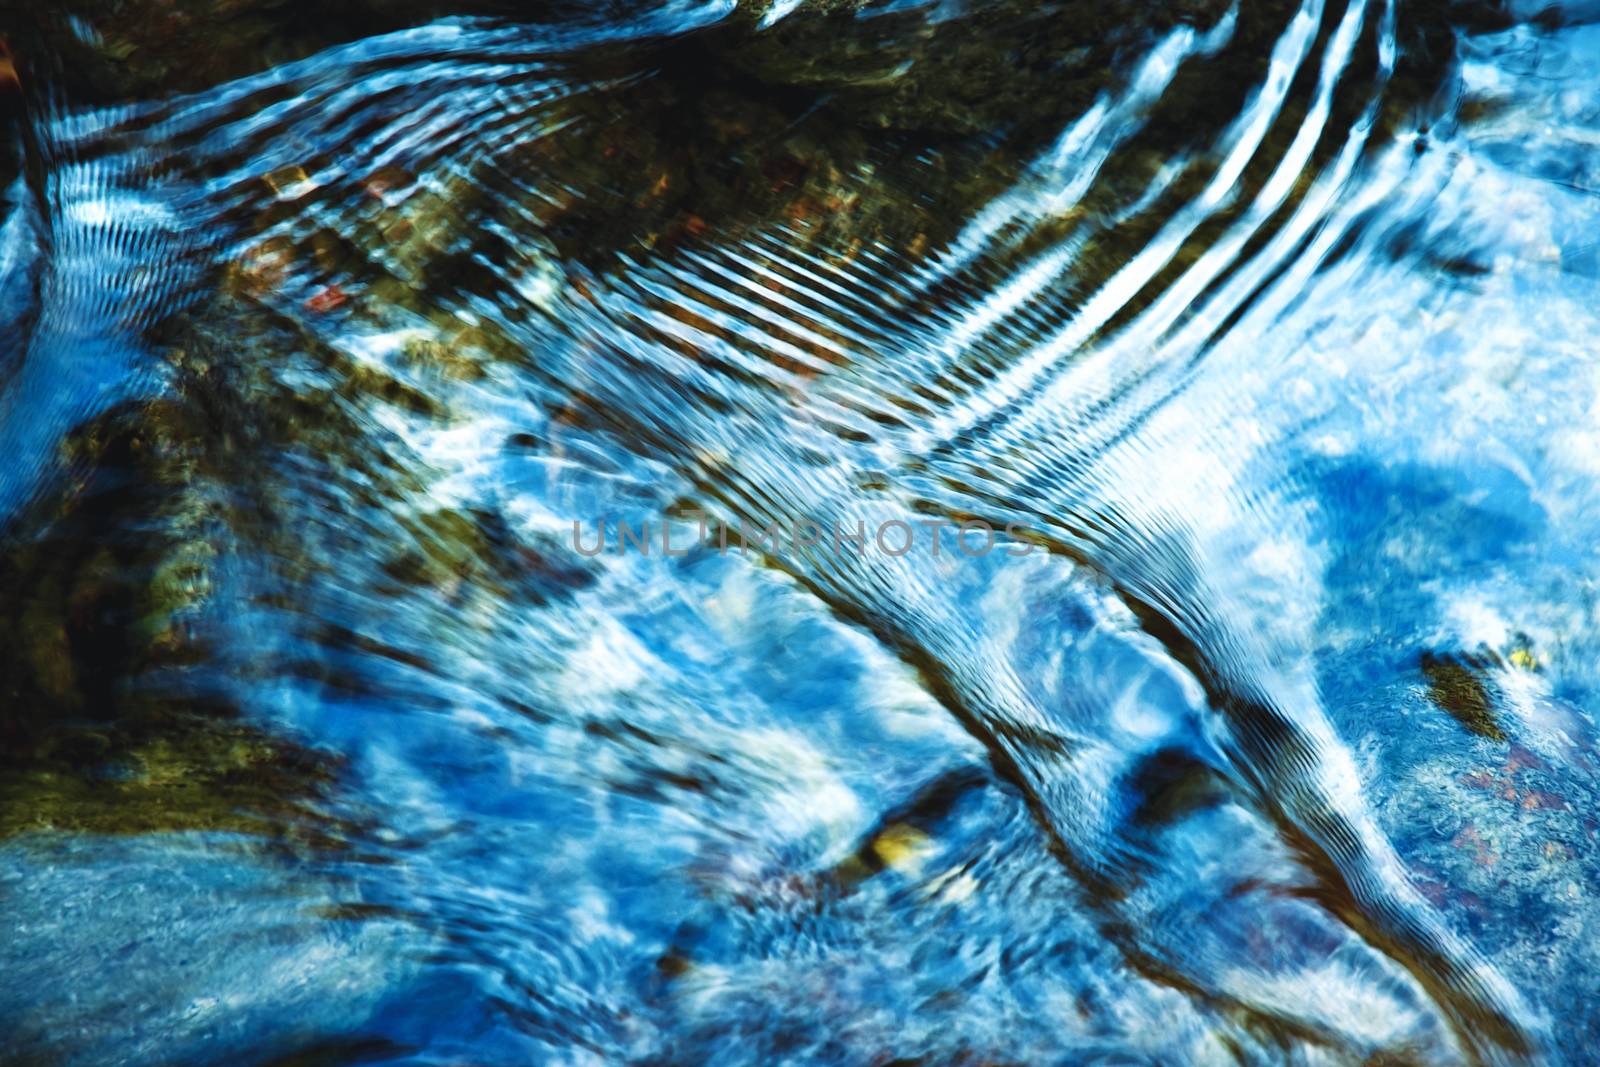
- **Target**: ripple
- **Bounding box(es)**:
[3,0,1598,1062]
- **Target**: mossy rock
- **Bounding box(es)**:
[0,375,344,844]
[0,709,346,842]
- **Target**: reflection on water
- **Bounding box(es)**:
[2,0,1598,1062]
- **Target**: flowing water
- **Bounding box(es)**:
[2,0,1599,1063]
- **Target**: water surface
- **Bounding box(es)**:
[2,0,1599,1062]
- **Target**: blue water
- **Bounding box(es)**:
[2,1,1599,1063]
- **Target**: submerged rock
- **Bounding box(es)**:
[1421,650,1507,740]
[716,0,1234,135]
[0,323,361,844]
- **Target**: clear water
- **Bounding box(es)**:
[2,1,1598,1063]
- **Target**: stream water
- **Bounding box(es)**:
[2,1,1599,1063]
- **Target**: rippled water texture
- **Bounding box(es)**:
[3,0,1600,1062]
